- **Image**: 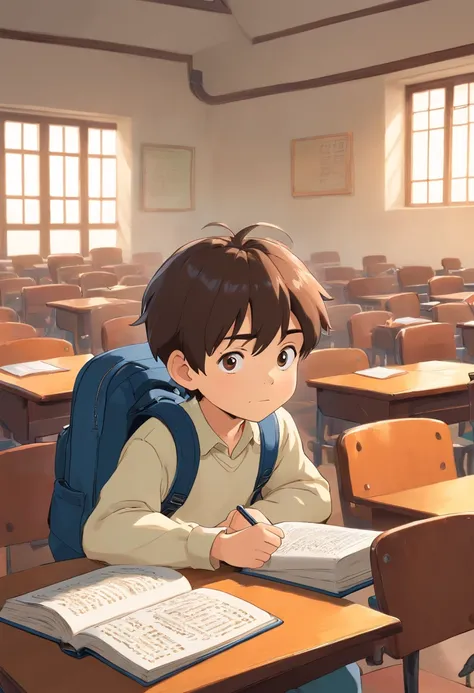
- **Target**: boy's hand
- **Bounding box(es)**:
[210,524,284,569]
[223,508,272,533]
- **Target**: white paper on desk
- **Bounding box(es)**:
[0,361,69,377]
[393,317,428,325]
[355,367,407,379]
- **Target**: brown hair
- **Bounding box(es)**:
[135,224,331,375]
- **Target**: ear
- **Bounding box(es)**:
[167,350,199,389]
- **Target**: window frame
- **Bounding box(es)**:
[406,72,474,207]
[0,112,117,258]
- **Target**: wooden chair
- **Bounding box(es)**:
[432,302,472,356]
[0,272,18,280]
[101,315,145,351]
[385,293,421,319]
[57,264,93,284]
[362,255,387,275]
[323,304,362,348]
[0,338,74,367]
[0,307,18,323]
[441,257,462,272]
[89,302,142,354]
[310,251,340,265]
[22,284,81,333]
[396,322,457,364]
[428,274,464,298]
[455,267,474,284]
[363,514,474,693]
[0,443,56,574]
[10,254,43,277]
[336,418,457,528]
[101,263,144,281]
[80,271,117,296]
[348,310,392,363]
[0,277,35,314]
[346,276,398,303]
[397,266,434,293]
[90,247,123,269]
[366,262,396,277]
[324,266,357,281]
[111,285,146,301]
[118,274,150,286]
[0,322,36,346]
[47,254,83,283]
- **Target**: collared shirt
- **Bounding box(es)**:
[83,398,331,571]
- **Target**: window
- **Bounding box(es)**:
[0,115,117,256]
[406,75,474,206]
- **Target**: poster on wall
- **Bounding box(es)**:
[141,144,195,211]
[291,132,353,197]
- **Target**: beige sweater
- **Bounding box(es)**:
[82,398,331,570]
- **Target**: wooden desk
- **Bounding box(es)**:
[0,559,400,693]
[372,319,430,364]
[308,360,474,426]
[432,292,474,303]
[47,298,138,353]
[356,293,400,309]
[0,354,92,443]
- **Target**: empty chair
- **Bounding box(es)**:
[0,307,18,322]
[324,266,357,281]
[10,254,43,277]
[90,247,123,269]
[110,285,146,301]
[0,322,36,346]
[80,271,117,295]
[367,262,396,277]
[57,264,93,284]
[0,277,35,314]
[345,276,398,303]
[441,257,462,272]
[22,284,81,332]
[101,315,145,351]
[428,274,464,298]
[0,338,74,367]
[397,266,434,293]
[362,255,387,274]
[456,267,474,284]
[310,251,340,265]
[336,418,457,528]
[396,322,456,364]
[118,274,150,287]
[89,301,142,354]
[324,304,362,347]
[348,311,393,364]
[47,254,83,283]
[101,263,144,281]
[0,443,56,574]
[432,301,472,325]
[385,292,421,319]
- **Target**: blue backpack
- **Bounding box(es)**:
[48,343,280,561]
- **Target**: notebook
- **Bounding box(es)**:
[392,317,428,325]
[355,366,407,379]
[0,361,69,377]
[242,523,380,597]
[0,565,281,686]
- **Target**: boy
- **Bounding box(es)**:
[83,225,361,692]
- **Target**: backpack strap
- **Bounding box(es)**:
[144,401,201,517]
[251,412,280,504]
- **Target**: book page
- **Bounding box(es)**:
[258,523,380,571]
[12,566,190,636]
[355,367,407,379]
[0,361,69,377]
[80,588,275,674]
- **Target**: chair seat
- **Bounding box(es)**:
[362,664,465,692]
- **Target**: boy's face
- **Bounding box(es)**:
[189,309,304,422]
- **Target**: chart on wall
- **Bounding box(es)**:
[141,144,195,212]
[291,132,353,197]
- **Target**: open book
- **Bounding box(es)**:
[0,566,280,686]
[0,361,70,377]
[355,366,407,379]
[242,523,380,596]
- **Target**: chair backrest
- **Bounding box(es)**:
[0,443,56,549]
[101,315,145,351]
[111,285,147,301]
[396,322,457,364]
[441,257,462,271]
[0,322,36,346]
[0,337,74,367]
[118,274,150,286]
[432,301,473,325]
[324,266,357,281]
[132,251,162,267]
[90,247,123,269]
[80,271,117,294]
[0,277,35,304]
[327,303,362,332]
[385,292,421,318]
[89,302,142,354]
[103,263,144,281]
[0,307,18,323]
[336,418,457,504]
[47,254,83,282]
[371,514,474,659]
[0,272,18,280]
[346,276,398,300]
[292,347,369,404]
[10,254,42,275]
[367,262,397,277]
[310,251,340,264]
[398,265,434,288]
[456,267,474,283]
[362,255,387,272]
[428,274,464,297]
[348,310,393,349]
[57,264,93,284]
[22,284,81,327]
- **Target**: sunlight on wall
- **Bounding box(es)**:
[384,80,405,210]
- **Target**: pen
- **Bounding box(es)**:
[236,505,257,526]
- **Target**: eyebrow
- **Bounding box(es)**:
[223,328,303,343]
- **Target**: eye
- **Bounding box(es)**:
[218,352,244,373]
[277,346,297,370]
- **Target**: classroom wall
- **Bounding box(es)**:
[0,39,213,259]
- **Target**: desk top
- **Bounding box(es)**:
[0,354,92,402]
[357,476,474,518]
[374,319,430,333]
[307,360,474,399]
[432,292,474,302]
[47,297,137,313]
[358,293,400,302]
[0,559,400,693]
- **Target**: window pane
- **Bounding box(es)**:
[454,83,469,107]
[24,154,40,196]
[429,109,444,129]
[102,200,116,223]
[23,123,39,151]
[412,131,428,180]
[5,153,22,196]
[470,124,474,176]
[65,156,79,197]
[412,91,429,112]
[102,130,116,155]
[469,179,474,202]
[428,129,444,179]
[430,89,445,109]
[411,181,428,204]
[50,200,64,224]
[50,156,64,197]
[88,200,101,223]
[88,158,101,197]
[50,230,81,255]
[453,107,468,125]
[49,125,63,153]
[102,158,116,198]
[64,127,79,154]
[4,122,22,150]
[24,199,40,224]
[451,178,467,202]
[7,230,40,256]
[6,199,23,224]
[88,129,101,155]
[452,125,468,177]
[65,199,80,224]
[428,180,443,204]
[89,229,117,250]
[413,111,428,131]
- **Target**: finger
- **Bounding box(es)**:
[261,529,283,547]
[265,526,285,539]
[247,559,266,569]
[254,549,273,561]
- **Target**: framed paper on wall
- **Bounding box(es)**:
[141,144,195,211]
[291,132,353,197]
